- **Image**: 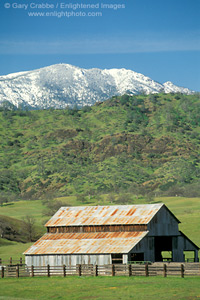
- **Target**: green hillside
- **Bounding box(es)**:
[0,93,200,201]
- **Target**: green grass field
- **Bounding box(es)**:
[0,196,200,261]
[0,200,49,226]
[0,276,200,300]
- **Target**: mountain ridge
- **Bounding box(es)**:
[0,63,194,110]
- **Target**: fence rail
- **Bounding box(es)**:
[1,263,200,279]
[0,257,24,266]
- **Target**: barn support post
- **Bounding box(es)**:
[16,265,19,278]
[63,264,66,277]
[31,265,34,277]
[111,264,115,276]
[195,250,199,262]
[128,264,132,277]
[145,263,149,277]
[1,266,4,278]
[163,264,167,278]
[47,264,50,277]
[181,264,184,278]
[94,265,98,277]
[78,264,82,276]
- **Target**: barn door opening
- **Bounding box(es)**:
[111,254,123,264]
[155,236,172,262]
[184,251,195,262]
[130,253,144,262]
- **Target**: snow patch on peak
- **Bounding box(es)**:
[163,81,193,94]
[0,64,194,110]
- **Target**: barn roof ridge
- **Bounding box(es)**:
[58,203,163,209]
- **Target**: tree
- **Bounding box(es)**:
[0,222,5,238]
[115,193,133,205]
[0,197,7,207]
[107,193,116,204]
[76,194,87,204]
[95,194,103,204]
[0,192,14,206]
[23,215,36,242]
[42,200,67,217]
[144,192,155,203]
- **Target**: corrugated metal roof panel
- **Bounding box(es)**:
[45,204,163,227]
[24,231,148,255]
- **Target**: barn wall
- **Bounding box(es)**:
[128,236,155,262]
[148,206,179,236]
[25,254,112,267]
[172,236,199,262]
[123,254,128,264]
[128,234,199,262]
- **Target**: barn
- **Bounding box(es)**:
[24,204,199,266]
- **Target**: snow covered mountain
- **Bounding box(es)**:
[0,64,194,109]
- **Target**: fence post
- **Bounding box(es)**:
[0,258,2,265]
[47,264,50,277]
[16,265,19,278]
[145,263,149,277]
[181,264,184,278]
[128,264,132,277]
[78,264,81,276]
[163,264,167,278]
[94,265,98,277]
[1,266,4,278]
[20,257,22,265]
[63,264,66,277]
[10,257,12,265]
[31,265,34,277]
[112,264,115,276]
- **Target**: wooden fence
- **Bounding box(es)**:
[0,257,24,266]
[1,263,200,278]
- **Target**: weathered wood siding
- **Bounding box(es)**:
[47,224,147,233]
[128,236,155,262]
[147,206,179,236]
[172,235,199,262]
[25,254,112,267]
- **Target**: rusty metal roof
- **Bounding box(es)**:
[45,204,164,227]
[24,231,148,255]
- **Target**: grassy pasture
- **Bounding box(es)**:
[0,276,200,300]
[0,196,79,225]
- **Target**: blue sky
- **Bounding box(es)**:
[0,0,199,91]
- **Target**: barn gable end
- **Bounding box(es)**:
[147,204,180,236]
